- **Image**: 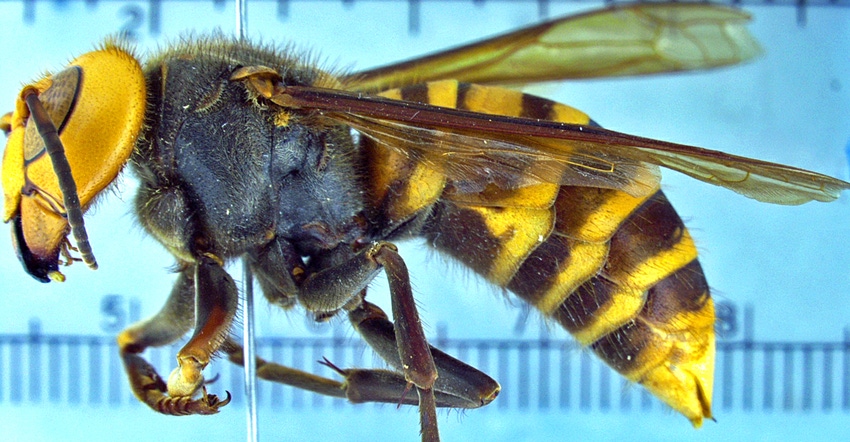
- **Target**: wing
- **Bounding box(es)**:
[343,3,761,92]
[272,85,849,205]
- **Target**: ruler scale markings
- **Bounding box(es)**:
[640,385,653,411]
[311,341,324,409]
[47,338,60,403]
[270,341,284,409]
[538,339,550,410]
[844,328,850,410]
[518,342,530,409]
[802,345,813,411]
[88,338,101,405]
[764,344,775,411]
[1,332,850,412]
[497,341,510,409]
[108,342,122,405]
[598,361,610,411]
[9,0,850,37]
[580,351,591,411]
[68,340,80,405]
[27,321,41,403]
[783,346,794,411]
[743,341,754,410]
[822,348,833,411]
[11,340,23,403]
[292,341,304,409]
[0,340,5,402]
[722,346,735,410]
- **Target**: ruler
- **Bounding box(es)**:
[1,301,847,412]
[1,2,849,441]
[8,0,850,35]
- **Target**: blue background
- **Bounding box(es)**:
[0,1,848,440]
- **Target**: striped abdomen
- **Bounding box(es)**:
[361,80,715,426]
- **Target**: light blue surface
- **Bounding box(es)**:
[1,1,849,441]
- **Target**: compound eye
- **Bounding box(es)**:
[2,44,147,281]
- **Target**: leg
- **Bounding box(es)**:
[348,300,501,409]
[295,243,437,388]
[249,240,498,440]
[118,256,237,414]
[222,339,347,400]
[292,242,441,439]
[220,312,500,409]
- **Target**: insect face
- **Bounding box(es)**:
[2,45,146,280]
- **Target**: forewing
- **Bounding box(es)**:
[343,3,761,92]
[342,113,662,201]
[275,86,850,205]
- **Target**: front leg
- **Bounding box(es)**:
[118,255,237,415]
[168,255,238,397]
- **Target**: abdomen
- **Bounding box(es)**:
[361,80,715,425]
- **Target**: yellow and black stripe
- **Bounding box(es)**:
[362,80,715,426]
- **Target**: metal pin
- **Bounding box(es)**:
[242,258,258,442]
[234,1,258,441]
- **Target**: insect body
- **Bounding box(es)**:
[2,4,848,441]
